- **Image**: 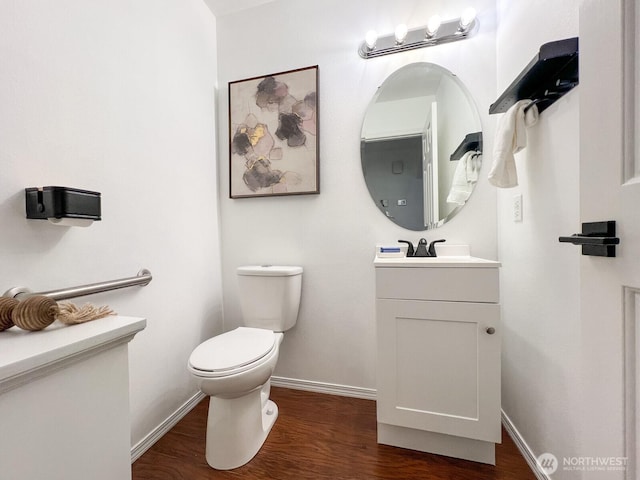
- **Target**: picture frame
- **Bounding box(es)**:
[228,65,319,198]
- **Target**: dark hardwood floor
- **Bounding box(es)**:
[132,387,537,479]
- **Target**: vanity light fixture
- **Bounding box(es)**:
[358,9,479,59]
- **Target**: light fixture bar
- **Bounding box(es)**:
[358,17,478,59]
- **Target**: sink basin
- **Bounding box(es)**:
[434,244,471,257]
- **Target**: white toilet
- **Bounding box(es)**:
[188,265,303,470]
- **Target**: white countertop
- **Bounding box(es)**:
[374,256,501,268]
[0,315,146,386]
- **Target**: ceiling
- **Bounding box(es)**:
[202,0,275,17]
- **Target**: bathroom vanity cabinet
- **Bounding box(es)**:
[374,256,501,464]
[0,316,146,480]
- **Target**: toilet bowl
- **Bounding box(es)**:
[188,265,302,470]
[188,328,284,470]
[189,327,283,397]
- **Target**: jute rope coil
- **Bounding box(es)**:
[0,296,116,332]
[12,296,59,331]
[0,298,19,331]
[57,302,115,325]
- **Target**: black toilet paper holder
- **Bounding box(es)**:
[25,186,101,222]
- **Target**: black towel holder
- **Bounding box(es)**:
[489,37,579,115]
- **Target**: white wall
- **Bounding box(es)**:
[0,0,222,448]
[216,0,497,390]
[362,96,433,139]
[496,0,583,473]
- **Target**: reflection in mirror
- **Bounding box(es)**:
[361,63,482,230]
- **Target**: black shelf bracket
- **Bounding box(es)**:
[559,221,620,257]
[450,132,483,161]
[489,37,579,115]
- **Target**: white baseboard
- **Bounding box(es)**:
[501,410,547,480]
[131,391,206,463]
[270,376,377,400]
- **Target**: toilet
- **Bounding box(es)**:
[188,265,303,470]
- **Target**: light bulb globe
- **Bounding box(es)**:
[365,30,378,50]
[395,24,408,44]
[460,8,477,29]
[426,15,441,38]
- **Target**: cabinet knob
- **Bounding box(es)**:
[486,327,496,335]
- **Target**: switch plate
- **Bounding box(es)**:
[397,199,407,206]
[513,194,523,222]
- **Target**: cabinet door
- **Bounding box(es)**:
[376,299,501,443]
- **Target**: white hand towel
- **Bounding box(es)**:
[488,99,539,188]
[466,152,481,182]
[447,150,481,205]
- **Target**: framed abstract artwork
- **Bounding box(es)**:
[228,65,319,198]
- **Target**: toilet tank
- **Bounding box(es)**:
[236,265,303,332]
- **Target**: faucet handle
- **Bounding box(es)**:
[397,240,415,257]
[427,239,446,257]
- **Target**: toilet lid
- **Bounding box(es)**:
[189,327,276,373]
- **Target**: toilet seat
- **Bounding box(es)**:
[189,327,276,378]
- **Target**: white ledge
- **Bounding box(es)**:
[0,316,146,394]
[374,256,501,268]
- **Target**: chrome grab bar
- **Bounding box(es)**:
[3,269,152,300]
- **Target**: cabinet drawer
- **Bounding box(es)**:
[375,266,499,303]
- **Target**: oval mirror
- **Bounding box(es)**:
[361,63,482,230]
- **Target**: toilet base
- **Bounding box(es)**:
[205,383,279,470]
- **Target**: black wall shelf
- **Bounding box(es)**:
[489,37,579,115]
[450,132,483,161]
